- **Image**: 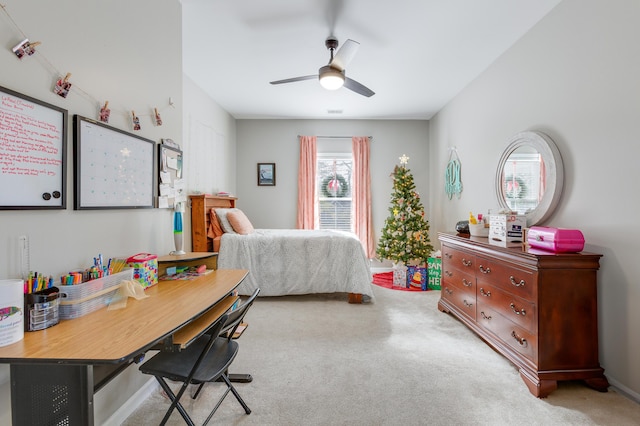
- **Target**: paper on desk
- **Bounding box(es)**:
[107,280,149,310]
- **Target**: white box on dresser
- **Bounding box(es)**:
[437,232,608,398]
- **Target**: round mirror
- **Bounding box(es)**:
[495,131,564,226]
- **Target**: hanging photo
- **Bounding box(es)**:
[154,108,162,126]
[53,74,72,98]
[12,39,38,59]
[99,101,110,123]
[131,111,141,131]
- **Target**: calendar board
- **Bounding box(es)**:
[73,115,156,209]
[0,86,67,209]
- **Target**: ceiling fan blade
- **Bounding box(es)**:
[270,75,317,85]
[344,77,375,97]
[330,39,359,71]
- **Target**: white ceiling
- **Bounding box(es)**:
[181,0,561,120]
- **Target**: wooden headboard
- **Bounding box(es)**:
[189,194,237,252]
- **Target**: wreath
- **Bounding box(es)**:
[504,176,527,199]
[320,174,349,198]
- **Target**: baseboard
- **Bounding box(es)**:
[607,376,640,404]
[101,377,158,426]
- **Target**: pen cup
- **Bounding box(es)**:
[24,287,60,331]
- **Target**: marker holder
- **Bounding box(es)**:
[58,269,133,319]
[24,287,60,331]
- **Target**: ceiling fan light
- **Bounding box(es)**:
[319,67,345,90]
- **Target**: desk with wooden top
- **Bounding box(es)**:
[0,269,248,426]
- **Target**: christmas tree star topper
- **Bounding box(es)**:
[399,154,410,165]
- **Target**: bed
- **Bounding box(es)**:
[188,194,374,302]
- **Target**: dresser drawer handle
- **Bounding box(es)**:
[479,288,491,297]
[461,258,472,267]
[479,265,491,274]
[444,287,453,295]
[463,299,473,308]
[511,331,528,348]
[444,252,453,259]
[445,270,453,277]
[462,278,473,287]
[510,276,526,287]
[480,311,492,320]
[510,303,526,316]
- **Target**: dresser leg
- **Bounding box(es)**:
[520,371,557,398]
[584,377,609,392]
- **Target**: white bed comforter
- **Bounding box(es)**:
[217,229,374,301]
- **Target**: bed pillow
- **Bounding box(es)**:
[227,209,255,235]
[214,208,238,234]
[207,208,224,239]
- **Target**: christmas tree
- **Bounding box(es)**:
[376,155,434,266]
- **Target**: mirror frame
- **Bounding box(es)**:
[495,131,564,226]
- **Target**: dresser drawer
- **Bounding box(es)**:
[476,305,538,363]
[475,256,536,300]
[442,244,476,273]
[442,266,475,293]
[441,282,476,321]
[477,284,536,333]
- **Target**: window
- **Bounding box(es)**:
[316,154,353,232]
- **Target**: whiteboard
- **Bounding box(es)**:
[0,86,67,209]
[73,115,156,209]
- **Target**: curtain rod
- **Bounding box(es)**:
[298,135,372,139]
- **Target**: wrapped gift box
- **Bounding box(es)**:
[427,257,442,290]
[392,264,407,287]
[407,265,427,290]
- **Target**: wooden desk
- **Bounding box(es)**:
[0,269,248,425]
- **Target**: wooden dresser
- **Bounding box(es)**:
[437,232,608,397]
[189,194,236,252]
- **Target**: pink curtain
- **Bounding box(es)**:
[296,136,317,229]
[352,136,375,258]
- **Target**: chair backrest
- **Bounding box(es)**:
[221,288,260,340]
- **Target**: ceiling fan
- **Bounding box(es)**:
[270,37,375,97]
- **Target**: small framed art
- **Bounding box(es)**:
[257,163,276,186]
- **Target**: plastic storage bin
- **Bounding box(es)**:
[528,226,585,253]
[58,269,133,319]
[24,287,60,331]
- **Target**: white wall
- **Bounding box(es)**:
[182,76,237,251]
[0,0,183,423]
[428,0,640,400]
[235,119,430,261]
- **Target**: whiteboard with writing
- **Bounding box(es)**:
[74,115,156,209]
[0,86,67,209]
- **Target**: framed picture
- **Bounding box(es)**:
[257,163,276,186]
[0,85,68,210]
[73,115,157,210]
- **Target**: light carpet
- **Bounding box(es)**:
[122,286,640,425]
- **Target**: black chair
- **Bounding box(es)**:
[139,290,259,425]
[196,288,260,392]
